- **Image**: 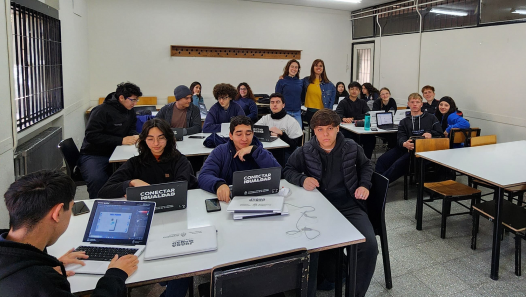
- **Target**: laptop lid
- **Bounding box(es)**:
[376,112,394,126]
[219,122,230,137]
[199,102,208,119]
[172,128,184,141]
[231,167,281,197]
[82,200,155,246]
[126,181,188,213]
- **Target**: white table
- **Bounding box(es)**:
[109,133,290,163]
[48,181,365,295]
[416,140,526,280]
[339,123,398,135]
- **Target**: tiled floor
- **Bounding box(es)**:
[75,174,525,297]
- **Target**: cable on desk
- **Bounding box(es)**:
[284,203,320,240]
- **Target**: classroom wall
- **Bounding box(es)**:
[86,0,353,107]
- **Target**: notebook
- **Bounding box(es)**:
[218,122,230,137]
[231,167,281,197]
[68,200,155,274]
[144,226,217,260]
[172,128,184,141]
[253,125,278,142]
[376,112,399,130]
[126,181,188,213]
[233,205,289,220]
[227,195,285,213]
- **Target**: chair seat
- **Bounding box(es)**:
[473,200,526,233]
[473,179,526,192]
[424,180,481,197]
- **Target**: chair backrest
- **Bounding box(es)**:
[58,138,80,179]
[167,96,176,103]
[367,172,389,235]
[470,135,497,147]
[98,97,105,104]
[210,249,309,297]
[414,138,449,155]
[450,128,481,147]
[137,96,157,105]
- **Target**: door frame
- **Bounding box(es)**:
[350,40,375,84]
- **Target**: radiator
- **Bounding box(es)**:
[14,127,63,180]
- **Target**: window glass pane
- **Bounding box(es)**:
[421,0,479,31]
[481,0,526,24]
[356,48,372,85]
[377,2,420,36]
[353,15,375,39]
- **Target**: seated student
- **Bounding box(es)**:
[235,82,258,122]
[421,85,440,114]
[435,96,470,142]
[334,81,349,105]
[336,81,375,159]
[373,87,398,112]
[255,93,303,165]
[202,83,245,133]
[376,93,443,183]
[79,82,142,199]
[156,85,202,136]
[0,170,138,296]
[198,116,281,202]
[282,109,376,297]
[190,81,203,107]
[361,83,380,110]
[98,118,198,198]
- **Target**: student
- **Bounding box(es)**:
[78,82,142,199]
[98,118,198,198]
[275,59,303,127]
[0,170,138,296]
[234,82,258,122]
[421,85,440,114]
[302,59,336,125]
[255,92,303,165]
[361,83,380,110]
[283,109,376,297]
[190,81,203,107]
[198,116,280,202]
[156,85,202,135]
[375,93,443,183]
[435,96,470,139]
[336,81,375,159]
[334,81,349,105]
[373,87,398,112]
[202,83,245,133]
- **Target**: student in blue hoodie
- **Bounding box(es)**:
[435,96,470,141]
[198,116,281,202]
[234,82,258,122]
[202,83,245,133]
[276,59,304,127]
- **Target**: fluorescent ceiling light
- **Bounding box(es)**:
[430,8,468,17]
[511,9,526,15]
[333,0,361,3]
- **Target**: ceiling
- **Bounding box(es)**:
[240,0,397,11]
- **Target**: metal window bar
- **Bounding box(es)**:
[11,3,63,132]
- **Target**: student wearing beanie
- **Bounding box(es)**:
[435,96,470,141]
[157,85,202,136]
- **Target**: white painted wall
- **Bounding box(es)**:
[86,0,353,107]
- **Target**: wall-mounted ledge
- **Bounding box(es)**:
[171,45,301,60]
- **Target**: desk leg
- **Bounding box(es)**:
[416,158,425,230]
[345,245,357,297]
[335,248,343,297]
[490,187,504,280]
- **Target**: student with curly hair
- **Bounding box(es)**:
[203,83,245,133]
[361,83,379,110]
[235,82,258,122]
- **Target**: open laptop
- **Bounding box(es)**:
[231,167,281,197]
[218,122,230,137]
[394,109,410,125]
[70,200,155,274]
[172,128,184,141]
[376,112,399,130]
[199,102,208,120]
[127,181,188,213]
[253,125,278,142]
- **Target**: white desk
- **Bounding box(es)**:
[109,133,290,163]
[48,181,365,295]
[416,140,526,280]
[339,123,398,135]
[86,105,165,114]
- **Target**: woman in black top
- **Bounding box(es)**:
[373,87,398,112]
[334,81,349,105]
[361,83,380,110]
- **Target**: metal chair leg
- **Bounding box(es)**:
[471,210,479,250]
[441,197,451,239]
[515,235,522,277]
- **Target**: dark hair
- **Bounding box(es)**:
[115,82,142,99]
[282,59,300,78]
[348,81,361,90]
[310,108,340,129]
[269,92,284,104]
[212,83,237,100]
[229,116,253,134]
[421,85,435,93]
[4,170,76,231]
[435,96,458,122]
[137,118,181,163]
[362,83,379,98]
[190,81,202,99]
[309,59,330,84]
[235,82,256,102]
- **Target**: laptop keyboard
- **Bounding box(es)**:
[75,246,139,261]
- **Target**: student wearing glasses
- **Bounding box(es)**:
[78,82,142,199]
[202,83,245,133]
[234,82,258,122]
[156,85,202,135]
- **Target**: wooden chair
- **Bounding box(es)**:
[136,96,157,105]
[449,127,481,148]
[98,97,105,104]
[167,96,176,103]
[472,200,526,276]
[198,249,309,297]
[470,135,496,147]
[415,138,482,238]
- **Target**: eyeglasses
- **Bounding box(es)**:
[146,136,167,143]
[126,97,140,103]
[218,96,230,101]
[239,88,247,91]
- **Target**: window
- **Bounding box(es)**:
[11,1,63,132]
[352,10,375,39]
[480,0,526,24]
[421,0,478,31]
[377,2,420,36]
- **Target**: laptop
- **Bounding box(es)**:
[394,109,410,125]
[69,200,155,274]
[253,125,278,142]
[144,226,217,260]
[199,102,208,120]
[172,128,184,141]
[218,122,230,137]
[127,181,188,213]
[231,167,281,197]
[376,112,399,130]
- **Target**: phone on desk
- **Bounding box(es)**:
[189,135,206,139]
[205,198,221,212]
[371,127,378,131]
[72,201,90,216]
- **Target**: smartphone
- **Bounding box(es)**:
[205,198,221,212]
[371,127,378,131]
[72,201,90,216]
[189,135,206,139]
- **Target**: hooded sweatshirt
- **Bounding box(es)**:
[202,101,245,133]
[397,112,444,147]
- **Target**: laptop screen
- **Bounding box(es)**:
[376,113,394,125]
[82,200,155,245]
[232,167,281,197]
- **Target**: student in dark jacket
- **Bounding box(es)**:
[234,82,259,122]
[334,81,349,105]
[361,83,380,110]
[0,170,138,297]
[283,109,376,297]
[156,85,202,136]
[203,83,245,133]
[198,116,281,202]
[99,118,197,198]
[373,87,398,112]
[376,93,443,183]
[79,82,142,199]
[421,85,440,114]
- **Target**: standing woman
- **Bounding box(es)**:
[235,82,258,122]
[361,83,380,110]
[302,59,336,123]
[334,82,349,106]
[275,59,303,127]
[373,87,398,112]
[190,81,203,107]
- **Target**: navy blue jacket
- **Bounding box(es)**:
[198,137,281,193]
[202,102,245,133]
[275,76,303,112]
[301,77,336,109]
[235,98,258,122]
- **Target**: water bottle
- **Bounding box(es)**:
[364,113,371,131]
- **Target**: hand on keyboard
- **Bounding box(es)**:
[109,254,139,277]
